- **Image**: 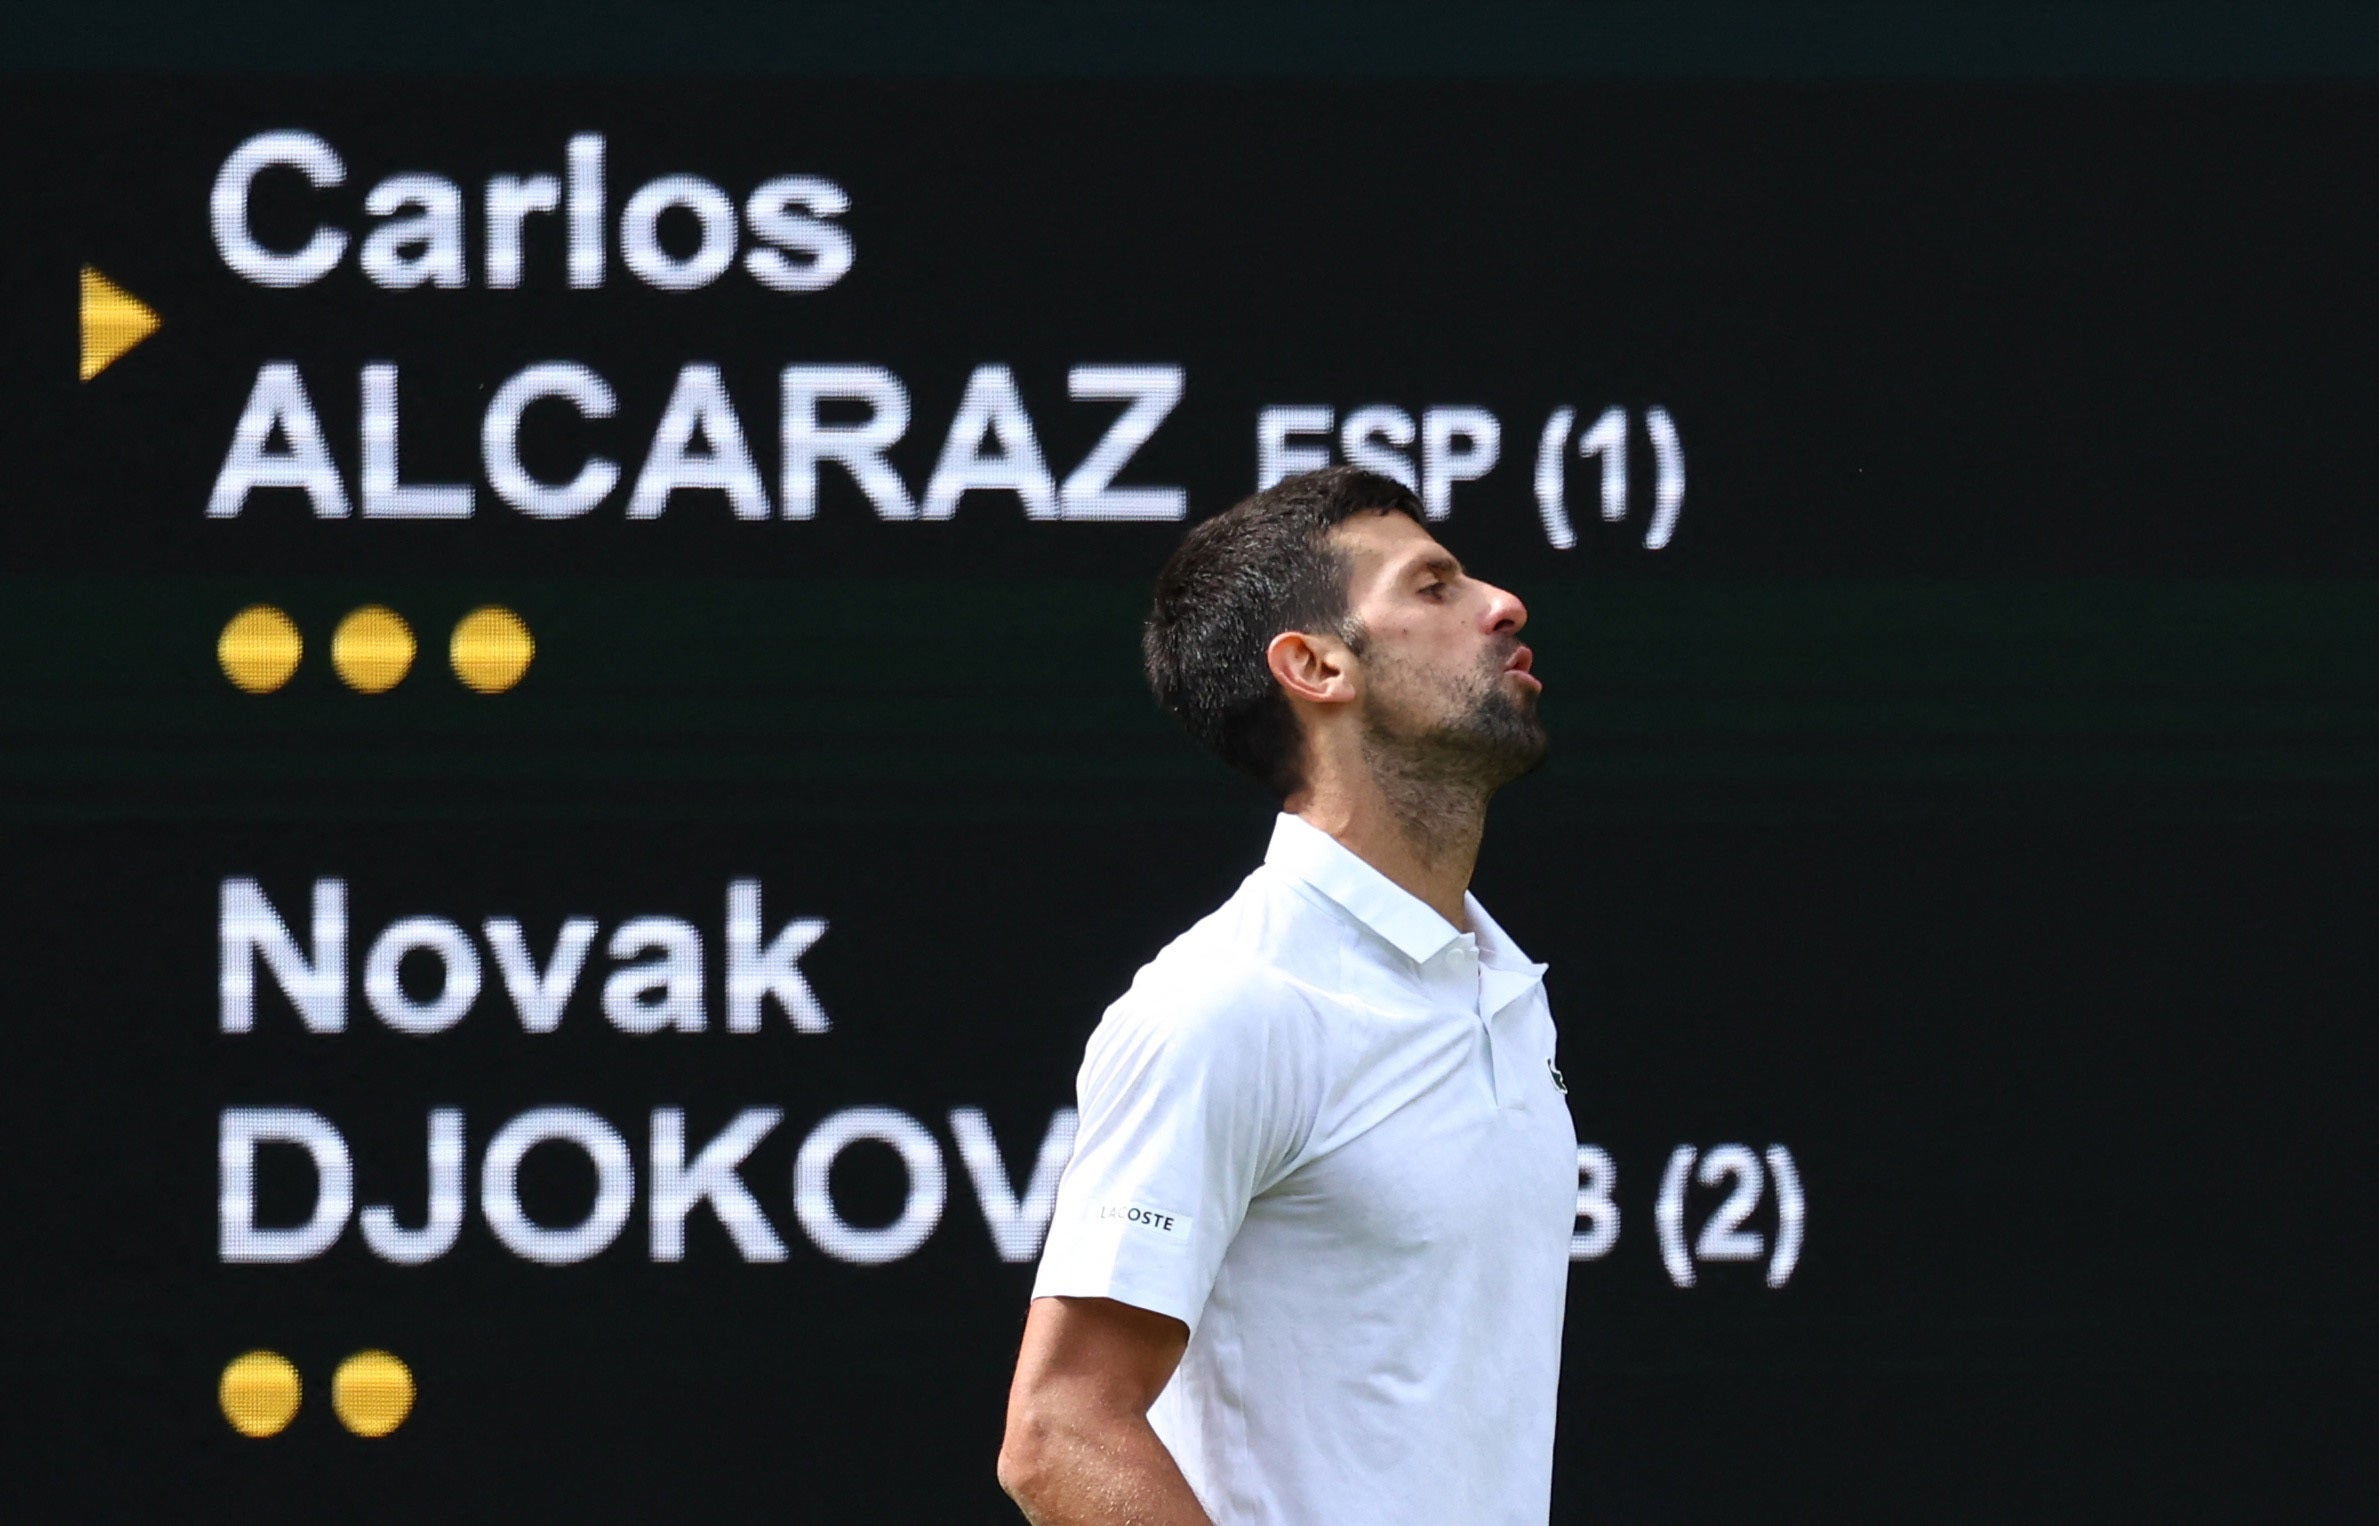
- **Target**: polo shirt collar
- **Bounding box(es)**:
[1265,813,1544,982]
[1268,813,1456,962]
[1468,896,1551,1018]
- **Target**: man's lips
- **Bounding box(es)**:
[1503,645,1541,689]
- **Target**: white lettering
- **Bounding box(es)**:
[725,880,829,1033]
[220,1107,353,1262]
[360,363,474,519]
[483,174,561,288]
[207,363,353,519]
[362,914,482,1035]
[1059,366,1185,521]
[1421,406,1501,520]
[483,362,620,518]
[211,130,347,288]
[207,133,853,296]
[358,173,466,290]
[922,365,1057,520]
[650,1108,789,1262]
[1256,405,1333,488]
[621,174,739,291]
[794,1107,946,1265]
[1571,1143,1619,1260]
[949,1107,1076,1263]
[742,176,853,293]
[628,364,771,520]
[778,365,915,521]
[566,133,606,289]
[602,916,706,1033]
[481,1106,635,1264]
[1340,404,1417,491]
[219,876,346,1034]
[359,1109,466,1264]
[482,916,597,1033]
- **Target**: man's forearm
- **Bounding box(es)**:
[1000,1410,1212,1526]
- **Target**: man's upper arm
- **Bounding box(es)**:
[1000,1296,1208,1523]
[1031,970,1315,1330]
[1008,1294,1190,1423]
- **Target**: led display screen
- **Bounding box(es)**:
[1,78,2373,1516]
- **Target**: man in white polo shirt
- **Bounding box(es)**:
[999,466,1577,1525]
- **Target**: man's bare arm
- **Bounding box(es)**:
[997,1295,1211,1525]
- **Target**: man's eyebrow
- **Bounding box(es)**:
[1408,552,1465,580]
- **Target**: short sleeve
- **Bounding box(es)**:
[1031,974,1311,1331]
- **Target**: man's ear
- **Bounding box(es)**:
[1266,629,1358,707]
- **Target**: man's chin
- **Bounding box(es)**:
[1359,680,1549,790]
[1461,704,1550,789]
[1486,730,1551,788]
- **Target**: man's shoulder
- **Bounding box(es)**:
[1098,866,1343,1049]
[1155,861,1347,987]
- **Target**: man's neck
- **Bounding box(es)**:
[1291,774,1488,932]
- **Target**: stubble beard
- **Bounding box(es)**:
[1357,644,1550,861]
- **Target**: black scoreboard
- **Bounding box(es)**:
[1,53,2374,1520]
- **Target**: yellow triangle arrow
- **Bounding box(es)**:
[80,266,160,381]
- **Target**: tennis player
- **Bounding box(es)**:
[998,466,1577,1524]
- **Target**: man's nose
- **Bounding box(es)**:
[1481,581,1528,635]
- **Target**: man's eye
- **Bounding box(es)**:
[1419,582,1447,599]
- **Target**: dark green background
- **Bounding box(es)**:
[11,1,2379,79]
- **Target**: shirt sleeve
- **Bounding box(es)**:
[1030,972,1311,1331]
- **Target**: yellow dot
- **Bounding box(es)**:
[332,1350,415,1438]
[217,605,303,694]
[219,1350,301,1438]
[331,605,416,694]
[448,605,535,694]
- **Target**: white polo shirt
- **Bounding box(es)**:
[1032,813,1578,1524]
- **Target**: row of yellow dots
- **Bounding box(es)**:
[220,1349,415,1438]
[220,604,535,695]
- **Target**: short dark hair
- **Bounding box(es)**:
[1143,465,1426,798]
